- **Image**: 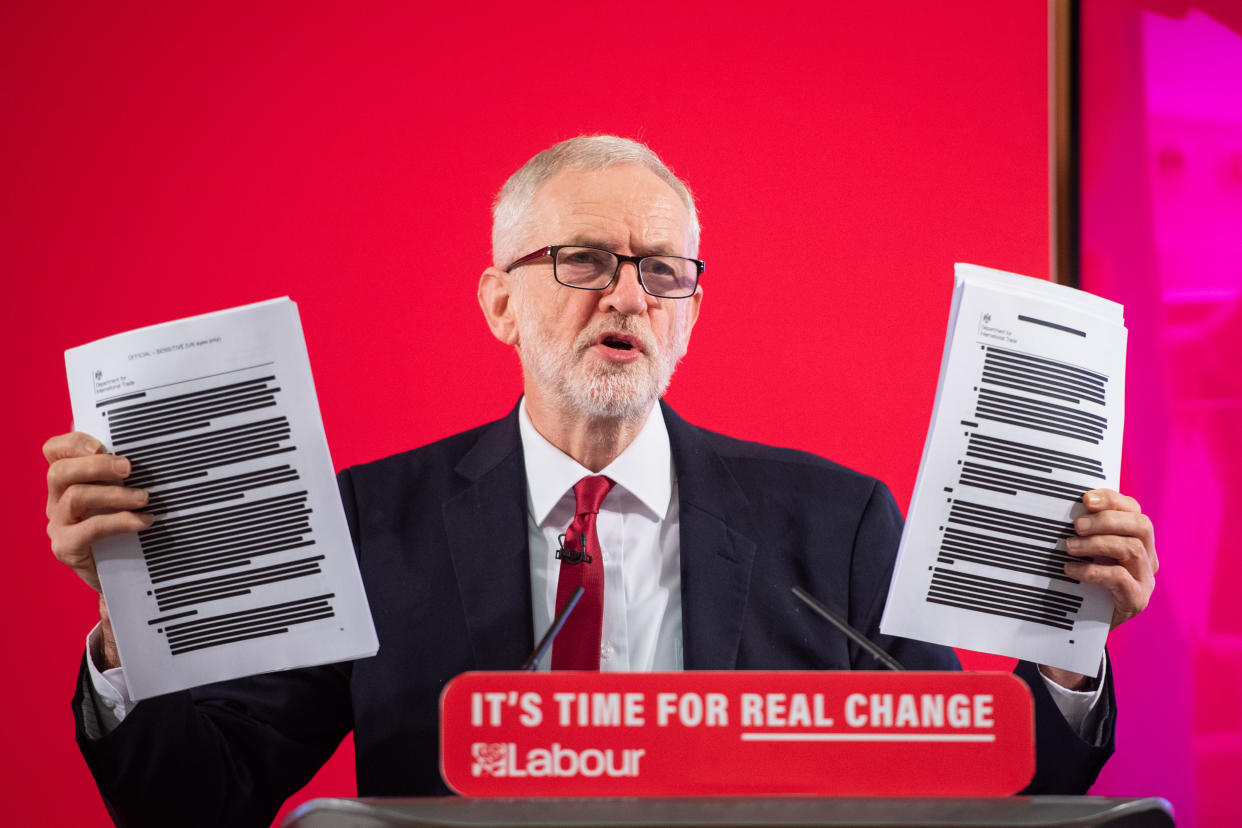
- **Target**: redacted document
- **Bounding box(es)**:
[880,264,1126,675]
[65,298,377,700]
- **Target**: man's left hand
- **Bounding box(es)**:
[1065,488,1157,630]
[1039,488,1157,690]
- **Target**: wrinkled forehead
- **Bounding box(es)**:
[526,165,692,256]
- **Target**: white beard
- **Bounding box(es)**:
[516,308,689,421]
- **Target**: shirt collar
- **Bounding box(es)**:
[518,397,673,526]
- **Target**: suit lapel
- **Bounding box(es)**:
[663,403,758,669]
[442,407,535,670]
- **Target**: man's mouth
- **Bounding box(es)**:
[595,333,641,352]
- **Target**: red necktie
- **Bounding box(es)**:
[551,475,615,670]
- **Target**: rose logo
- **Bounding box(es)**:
[471,742,508,777]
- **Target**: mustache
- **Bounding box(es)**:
[573,315,656,354]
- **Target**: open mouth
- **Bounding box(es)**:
[595,331,641,353]
[602,337,634,351]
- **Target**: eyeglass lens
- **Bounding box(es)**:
[555,247,697,298]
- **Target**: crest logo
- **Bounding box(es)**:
[94,369,103,382]
[471,742,508,776]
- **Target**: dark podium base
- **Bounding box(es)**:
[281,796,1174,828]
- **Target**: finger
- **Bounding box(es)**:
[1065,533,1150,569]
[42,432,105,464]
[47,453,132,501]
[49,511,155,591]
[1065,559,1152,626]
[54,483,149,524]
[1074,508,1155,547]
[1082,488,1140,514]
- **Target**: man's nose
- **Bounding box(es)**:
[601,261,649,315]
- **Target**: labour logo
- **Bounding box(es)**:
[471,742,508,777]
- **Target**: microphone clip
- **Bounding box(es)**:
[555,533,592,565]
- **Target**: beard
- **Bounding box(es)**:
[516,310,689,421]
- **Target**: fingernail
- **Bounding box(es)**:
[1085,492,1102,508]
[81,440,102,455]
[113,457,130,476]
[1065,537,1082,552]
[1075,516,1089,533]
[133,489,149,504]
[139,512,156,526]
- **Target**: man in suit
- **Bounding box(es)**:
[45,136,1157,826]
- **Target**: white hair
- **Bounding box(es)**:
[491,135,701,268]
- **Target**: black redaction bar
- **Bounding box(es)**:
[163,594,336,655]
[926,567,1082,630]
[937,527,1077,583]
[947,499,1075,545]
[975,388,1107,444]
[152,555,326,612]
[966,433,1104,479]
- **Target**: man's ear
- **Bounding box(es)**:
[681,284,703,341]
[478,266,520,346]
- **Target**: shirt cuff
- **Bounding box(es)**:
[81,623,136,737]
[1039,656,1108,740]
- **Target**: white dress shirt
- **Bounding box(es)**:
[519,398,683,671]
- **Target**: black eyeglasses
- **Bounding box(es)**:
[505,245,704,299]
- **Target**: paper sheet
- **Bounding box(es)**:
[880,264,1127,675]
[65,298,377,700]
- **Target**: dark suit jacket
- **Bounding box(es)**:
[75,402,1114,827]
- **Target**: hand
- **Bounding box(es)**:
[1065,488,1157,631]
[44,431,153,591]
[1038,488,1157,691]
[45,432,152,670]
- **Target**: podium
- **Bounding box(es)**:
[283,672,1174,826]
[281,796,1175,827]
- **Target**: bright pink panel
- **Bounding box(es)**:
[1080,4,1242,826]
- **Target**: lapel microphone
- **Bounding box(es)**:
[555,531,592,565]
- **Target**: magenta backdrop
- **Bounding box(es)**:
[0,1,1208,825]
[1080,4,1242,827]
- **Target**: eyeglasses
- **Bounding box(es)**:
[505,245,704,299]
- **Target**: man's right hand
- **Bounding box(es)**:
[44,431,153,669]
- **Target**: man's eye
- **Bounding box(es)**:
[644,258,677,277]
[562,250,606,265]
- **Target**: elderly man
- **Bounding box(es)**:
[45,136,1156,826]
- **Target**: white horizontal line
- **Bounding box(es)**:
[740,732,996,743]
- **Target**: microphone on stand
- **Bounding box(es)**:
[521,586,585,671]
[792,585,905,671]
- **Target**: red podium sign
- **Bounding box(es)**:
[440,671,1034,797]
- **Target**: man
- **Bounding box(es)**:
[44,137,1157,826]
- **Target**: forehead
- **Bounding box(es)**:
[526,164,691,255]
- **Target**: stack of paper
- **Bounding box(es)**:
[880,264,1127,675]
[66,298,378,700]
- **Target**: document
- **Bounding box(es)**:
[65,298,378,700]
[880,264,1127,675]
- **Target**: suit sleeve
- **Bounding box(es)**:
[849,479,1116,794]
[70,469,363,827]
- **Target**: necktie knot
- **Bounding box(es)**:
[573,475,614,516]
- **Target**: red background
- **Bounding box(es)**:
[2,2,1163,826]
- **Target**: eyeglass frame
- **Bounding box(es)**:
[504,245,705,299]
